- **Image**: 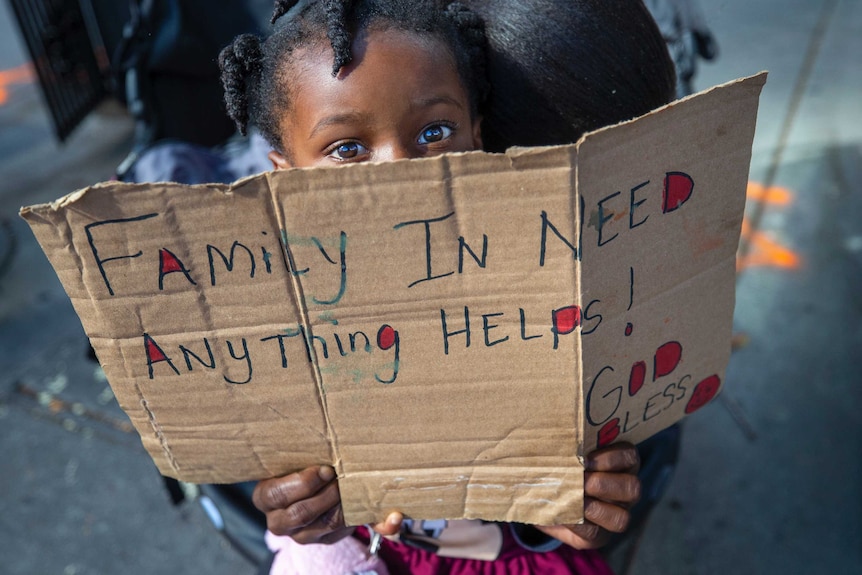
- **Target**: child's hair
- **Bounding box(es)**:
[219,0,489,153]
[467,0,677,152]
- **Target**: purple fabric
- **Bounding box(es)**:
[121,132,273,185]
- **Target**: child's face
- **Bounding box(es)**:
[269,28,482,169]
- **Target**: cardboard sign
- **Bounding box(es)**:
[21,74,765,526]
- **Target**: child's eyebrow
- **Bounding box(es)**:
[308,112,370,140]
[410,95,465,112]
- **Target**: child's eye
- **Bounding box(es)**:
[326,141,368,161]
[418,123,455,145]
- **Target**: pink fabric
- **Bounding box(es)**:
[266,530,389,575]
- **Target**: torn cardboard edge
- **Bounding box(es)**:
[21,73,766,526]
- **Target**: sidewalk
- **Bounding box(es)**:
[1,1,860,574]
[0,1,254,573]
[628,1,862,573]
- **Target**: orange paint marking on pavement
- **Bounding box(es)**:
[0,63,35,106]
[737,181,802,272]
[745,181,793,206]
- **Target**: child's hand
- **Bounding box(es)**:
[253,465,403,544]
[536,443,641,549]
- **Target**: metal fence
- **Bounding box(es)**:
[8,0,107,141]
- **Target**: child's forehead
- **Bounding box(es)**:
[355,27,458,66]
[283,25,458,77]
[281,27,472,126]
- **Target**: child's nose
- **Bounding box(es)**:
[376,142,414,162]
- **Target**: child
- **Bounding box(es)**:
[219,1,640,573]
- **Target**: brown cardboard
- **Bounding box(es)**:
[20,73,766,526]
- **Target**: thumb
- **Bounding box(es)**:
[371,511,403,536]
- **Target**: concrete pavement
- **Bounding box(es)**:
[1,0,859,573]
[628,1,862,573]
[0,0,254,573]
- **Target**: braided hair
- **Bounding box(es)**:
[219,0,489,154]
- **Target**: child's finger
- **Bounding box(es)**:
[371,511,404,536]
[535,523,610,550]
[254,465,337,513]
[267,479,344,536]
[584,470,641,505]
[583,496,631,534]
[585,443,640,473]
[281,508,355,545]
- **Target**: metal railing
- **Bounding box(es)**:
[7,0,107,141]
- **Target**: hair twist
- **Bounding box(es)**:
[218,33,264,135]
[444,2,490,106]
[324,0,354,75]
